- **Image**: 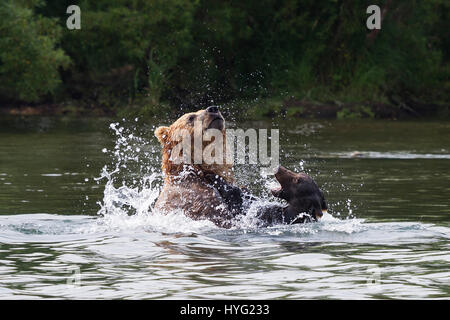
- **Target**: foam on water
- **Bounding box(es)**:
[1,212,448,247]
[327,151,450,159]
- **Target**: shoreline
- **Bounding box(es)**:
[1,98,448,120]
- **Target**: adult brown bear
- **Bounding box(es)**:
[154,106,327,228]
[154,106,236,228]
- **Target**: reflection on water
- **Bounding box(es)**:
[0,116,449,299]
[0,214,449,299]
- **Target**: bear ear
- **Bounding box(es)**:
[155,126,169,144]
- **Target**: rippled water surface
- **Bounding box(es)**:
[0,116,449,299]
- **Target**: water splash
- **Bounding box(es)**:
[91,120,361,234]
[91,120,221,234]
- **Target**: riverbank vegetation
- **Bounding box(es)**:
[0,0,448,119]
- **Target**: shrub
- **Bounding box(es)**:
[0,0,70,103]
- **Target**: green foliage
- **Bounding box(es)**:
[337,105,375,119]
[0,0,70,102]
[146,48,172,105]
[0,0,448,117]
[57,0,196,110]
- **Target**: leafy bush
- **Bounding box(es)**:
[0,0,448,113]
[0,0,70,103]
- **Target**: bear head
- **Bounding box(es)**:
[155,106,233,183]
[271,165,328,222]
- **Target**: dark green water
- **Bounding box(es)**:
[0,115,449,299]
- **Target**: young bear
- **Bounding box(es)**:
[206,165,328,226]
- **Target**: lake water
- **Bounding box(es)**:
[0,115,449,299]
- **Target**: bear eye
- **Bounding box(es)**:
[188,115,196,122]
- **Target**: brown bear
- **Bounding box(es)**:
[206,165,328,226]
[154,106,236,228]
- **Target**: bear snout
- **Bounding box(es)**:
[206,105,219,114]
[207,113,225,130]
[274,165,296,188]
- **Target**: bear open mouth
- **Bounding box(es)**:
[208,117,224,130]
[270,182,283,197]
